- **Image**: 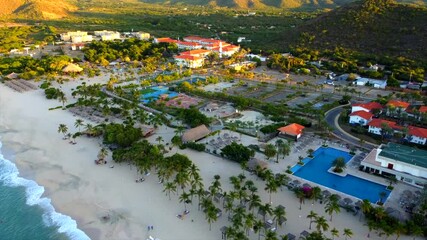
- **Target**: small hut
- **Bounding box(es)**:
[62,63,83,73]
[6,72,19,79]
[182,124,211,143]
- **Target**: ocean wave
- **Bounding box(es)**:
[0,141,91,240]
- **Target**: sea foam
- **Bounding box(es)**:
[0,141,91,240]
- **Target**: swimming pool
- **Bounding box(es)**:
[291,147,390,204]
[140,86,178,103]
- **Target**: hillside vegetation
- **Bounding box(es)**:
[292,0,427,61]
[0,0,77,19]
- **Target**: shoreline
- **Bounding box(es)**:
[0,82,415,240]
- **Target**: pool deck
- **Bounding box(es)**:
[261,133,419,219]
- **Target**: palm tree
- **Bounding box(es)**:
[325,197,340,221]
[330,228,339,240]
[343,228,353,240]
[265,177,278,204]
[205,206,218,231]
[248,194,261,214]
[155,136,163,145]
[74,119,84,132]
[314,216,329,233]
[174,125,186,137]
[163,182,177,200]
[332,157,346,173]
[311,187,322,204]
[58,91,67,107]
[265,230,278,240]
[275,139,284,163]
[179,191,191,211]
[58,124,68,139]
[307,211,318,230]
[253,219,264,240]
[295,189,305,210]
[258,203,272,222]
[97,147,109,161]
[306,148,314,158]
[244,212,255,236]
[273,206,286,229]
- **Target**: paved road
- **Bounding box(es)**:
[325,106,376,150]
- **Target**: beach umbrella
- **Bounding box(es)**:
[292,180,301,185]
[322,190,331,197]
[303,183,311,188]
[300,230,310,238]
[344,197,353,205]
[286,233,296,240]
[277,205,286,211]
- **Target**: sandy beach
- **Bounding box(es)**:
[0,80,414,240]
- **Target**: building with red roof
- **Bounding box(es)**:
[368,119,401,136]
[351,102,383,113]
[386,100,410,110]
[407,126,427,145]
[419,106,427,113]
[277,123,305,140]
[176,41,203,50]
[154,37,178,44]
[180,49,211,58]
[349,111,374,126]
[173,55,204,68]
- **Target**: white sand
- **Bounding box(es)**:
[0,82,413,240]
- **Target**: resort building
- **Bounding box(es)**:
[351,102,383,113]
[176,41,203,50]
[277,123,305,140]
[60,31,89,41]
[353,77,387,89]
[132,32,151,40]
[180,49,211,58]
[182,124,211,143]
[71,35,93,43]
[349,111,373,126]
[407,126,427,145]
[228,61,257,71]
[367,119,401,135]
[94,31,121,41]
[361,143,427,187]
[174,55,204,69]
[154,37,178,44]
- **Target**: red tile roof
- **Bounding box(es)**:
[156,37,177,43]
[352,102,383,111]
[177,41,201,47]
[349,111,373,120]
[386,100,410,109]
[174,55,203,61]
[277,123,305,136]
[419,106,427,113]
[368,119,401,130]
[180,49,211,56]
[408,126,427,139]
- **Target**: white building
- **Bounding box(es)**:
[94,30,121,41]
[176,41,203,50]
[60,31,89,41]
[407,126,427,145]
[133,32,151,40]
[361,143,427,187]
[354,77,387,89]
[174,55,204,69]
[351,102,383,113]
[71,35,93,43]
[349,111,373,126]
[367,119,400,135]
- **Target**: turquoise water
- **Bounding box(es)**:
[0,141,90,240]
[292,147,391,203]
[140,86,179,103]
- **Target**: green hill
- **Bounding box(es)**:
[291,0,427,61]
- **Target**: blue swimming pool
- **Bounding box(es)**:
[291,147,390,204]
[140,86,178,103]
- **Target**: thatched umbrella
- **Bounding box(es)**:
[62,63,83,73]
[302,183,311,188]
[344,197,353,205]
[300,230,310,238]
[286,233,296,240]
[322,190,331,197]
[292,179,301,186]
